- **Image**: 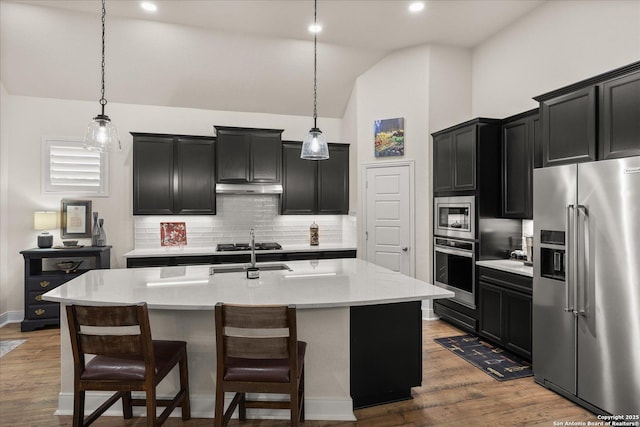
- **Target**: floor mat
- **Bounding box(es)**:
[434,334,532,381]
[0,339,26,358]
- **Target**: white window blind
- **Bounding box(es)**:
[42,137,109,196]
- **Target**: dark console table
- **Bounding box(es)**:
[20,246,111,332]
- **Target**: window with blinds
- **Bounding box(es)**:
[41,137,109,196]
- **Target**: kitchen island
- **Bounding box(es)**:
[43,258,453,421]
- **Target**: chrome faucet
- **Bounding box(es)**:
[250,228,256,268]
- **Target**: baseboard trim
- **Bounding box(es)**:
[56,392,356,421]
[0,310,24,328]
[421,300,439,321]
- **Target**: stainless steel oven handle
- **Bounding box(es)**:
[434,246,473,258]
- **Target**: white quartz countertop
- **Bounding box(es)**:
[476,259,533,277]
[43,259,453,310]
[123,243,357,258]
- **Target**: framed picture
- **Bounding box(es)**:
[60,199,92,238]
[374,118,405,157]
[160,222,187,247]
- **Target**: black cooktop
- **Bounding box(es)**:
[216,242,282,252]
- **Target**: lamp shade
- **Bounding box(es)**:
[84,114,120,152]
[301,128,329,160]
[34,211,57,231]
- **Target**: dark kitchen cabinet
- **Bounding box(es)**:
[501,110,538,219]
[432,118,501,194]
[214,126,283,184]
[132,133,216,215]
[281,141,349,215]
[20,246,111,331]
[126,249,357,268]
[350,301,422,409]
[478,267,532,360]
[540,87,597,167]
[600,69,640,160]
[534,61,640,166]
[433,127,475,192]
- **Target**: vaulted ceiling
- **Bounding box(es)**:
[1,0,544,118]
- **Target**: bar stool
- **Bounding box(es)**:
[214,303,306,426]
[66,302,191,427]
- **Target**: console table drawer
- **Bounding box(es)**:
[26,276,68,291]
[25,303,60,320]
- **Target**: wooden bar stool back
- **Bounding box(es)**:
[214,303,306,427]
[66,302,190,427]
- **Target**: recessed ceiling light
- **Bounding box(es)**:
[408,1,425,13]
[140,2,157,12]
[308,23,322,33]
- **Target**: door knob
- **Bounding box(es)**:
[402,247,409,252]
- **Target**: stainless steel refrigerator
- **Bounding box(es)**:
[533,156,640,415]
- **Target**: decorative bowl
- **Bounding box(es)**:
[62,240,78,247]
[56,260,83,273]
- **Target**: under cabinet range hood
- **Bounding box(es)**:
[215,183,283,195]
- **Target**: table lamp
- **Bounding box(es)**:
[34,211,57,248]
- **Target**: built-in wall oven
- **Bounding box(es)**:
[433,237,475,308]
[434,196,475,240]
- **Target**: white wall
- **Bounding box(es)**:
[0,81,10,321]
[354,45,431,280]
[350,45,473,283]
[0,94,343,317]
[473,0,640,118]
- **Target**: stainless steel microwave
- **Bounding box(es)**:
[434,196,475,240]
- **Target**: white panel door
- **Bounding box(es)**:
[364,164,413,275]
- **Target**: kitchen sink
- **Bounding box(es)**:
[209,263,292,275]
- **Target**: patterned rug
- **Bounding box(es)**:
[0,339,26,358]
[434,334,532,381]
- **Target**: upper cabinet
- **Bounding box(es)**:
[214,126,283,184]
[132,133,216,215]
[501,110,539,219]
[433,126,476,192]
[535,61,640,167]
[281,142,349,215]
[432,118,501,196]
[599,69,640,160]
[540,87,597,167]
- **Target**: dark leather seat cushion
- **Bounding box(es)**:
[81,340,186,381]
[223,341,306,383]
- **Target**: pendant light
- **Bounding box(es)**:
[84,0,120,152]
[301,0,329,160]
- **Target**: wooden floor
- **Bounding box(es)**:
[0,319,598,426]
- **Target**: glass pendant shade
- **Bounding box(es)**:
[301,0,329,161]
[84,114,120,152]
[301,127,329,160]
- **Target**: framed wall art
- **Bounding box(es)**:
[160,222,187,247]
[60,199,92,238]
[374,118,404,157]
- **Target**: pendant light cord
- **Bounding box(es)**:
[99,0,107,116]
[313,0,318,129]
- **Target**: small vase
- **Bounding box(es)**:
[91,212,99,246]
[96,219,107,247]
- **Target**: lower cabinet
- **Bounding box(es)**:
[478,267,532,360]
[350,301,422,409]
[126,250,357,268]
[433,298,477,334]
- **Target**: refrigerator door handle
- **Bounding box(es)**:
[564,204,575,313]
[576,204,588,316]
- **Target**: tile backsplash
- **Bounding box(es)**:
[134,194,356,248]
